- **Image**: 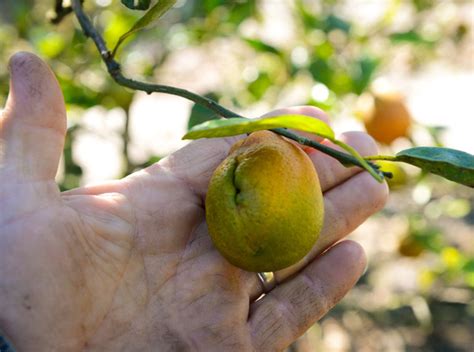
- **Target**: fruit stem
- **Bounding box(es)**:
[365,155,398,161]
[273,129,387,180]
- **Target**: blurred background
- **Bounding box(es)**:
[0,0,473,350]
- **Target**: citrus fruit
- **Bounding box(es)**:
[398,234,424,258]
[362,91,412,145]
[376,160,408,189]
[206,131,324,272]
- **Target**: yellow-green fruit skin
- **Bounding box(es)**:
[375,160,408,189]
[206,131,324,272]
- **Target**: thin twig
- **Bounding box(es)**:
[365,155,397,161]
[69,0,387,179]
[50,0,81,24]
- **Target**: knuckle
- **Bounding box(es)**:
[340,131,378,156]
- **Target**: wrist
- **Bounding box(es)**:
[0,331,16,352]
[0,295,75,351]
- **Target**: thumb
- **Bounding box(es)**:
[0,52,66,181]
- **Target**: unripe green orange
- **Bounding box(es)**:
[375,160,408,189]
[206,131,324,272]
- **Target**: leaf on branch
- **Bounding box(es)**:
[113,0,177,57]
[182,114,335,140]
[183,115,383,182]
[121,0,152,10]
[395,147,474,187]
[187,93,221,130]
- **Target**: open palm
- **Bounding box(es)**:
[0,53,388,351]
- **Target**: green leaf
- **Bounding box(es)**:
[390,30,436,46]
[463,259,474,273]
[330,139,384,182]
[323,14,351,33]
[121,0,151,10]
[395,147,474,187]
[243,38,281,55]
[247,72,272,100]
[37,32,66,58]
[183,114,335,140]
[309,58,332,87]
[187,93,220,130]
[112,0,177,57]
[351,56,379,94]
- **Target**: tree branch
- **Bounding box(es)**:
[69,0,387,179]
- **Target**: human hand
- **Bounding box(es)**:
[0,52,388,351]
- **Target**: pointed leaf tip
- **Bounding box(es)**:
[114,0,177,57]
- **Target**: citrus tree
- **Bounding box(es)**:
[1,0,473,349]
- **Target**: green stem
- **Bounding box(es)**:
[365,155,398,161]
[329,138,383,182]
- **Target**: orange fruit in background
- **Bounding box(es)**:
[398,234,425,258]
[375,160,408,189]
[206,131,324,272]
[361,91,412,145]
